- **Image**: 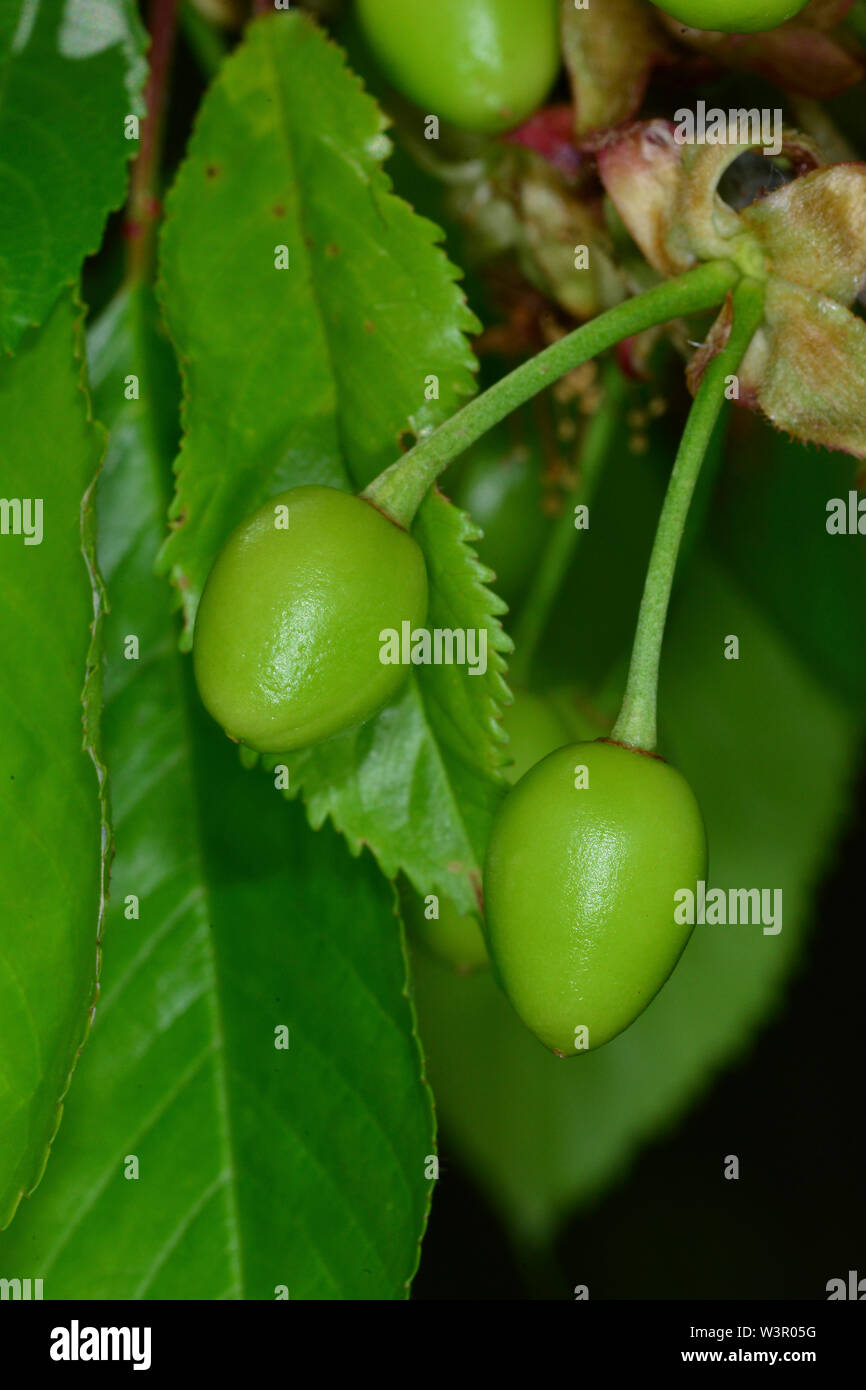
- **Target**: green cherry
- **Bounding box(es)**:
[650,0,809,33]
[356,0,560,135]
[450,421,552,610]
[409,689,570,971]
[483,739,707,1054]
[193,485,427,753]
[405,891,491,973]
[503,689,574,785]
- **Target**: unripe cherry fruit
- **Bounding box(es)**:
[450,421,552,611]
[409,689,570,971]
[356,0,561,135]
[406,891,491,973]
[483,739,706,1054]
[193,485,427,753]
[650,0,809,33]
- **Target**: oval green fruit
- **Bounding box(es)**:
[193,485,427,753]
[405,891,491,973]
[451,423,551,610]
[650,0,809,33]
[356,0,560,134]
[502,688,571,785]
[409,689,569,971]
[484,739,707,1053]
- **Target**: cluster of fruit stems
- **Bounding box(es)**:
[364,263,766,755]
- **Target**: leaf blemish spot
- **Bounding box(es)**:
[325,243,340,257]
[205,164,221,179]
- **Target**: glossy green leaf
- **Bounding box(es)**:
[157,11,510,916]
[158,9,478,627]
[0,0,146,352]
[413,554,860,1242]
[0,293,107,1228]
[0,286,434,1297]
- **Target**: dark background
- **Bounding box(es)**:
[415,764,866,1301]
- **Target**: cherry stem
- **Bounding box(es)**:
[509,358,625,689]
[361,259,739,529]
[611,276,766,753]
[126,0,181,284]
